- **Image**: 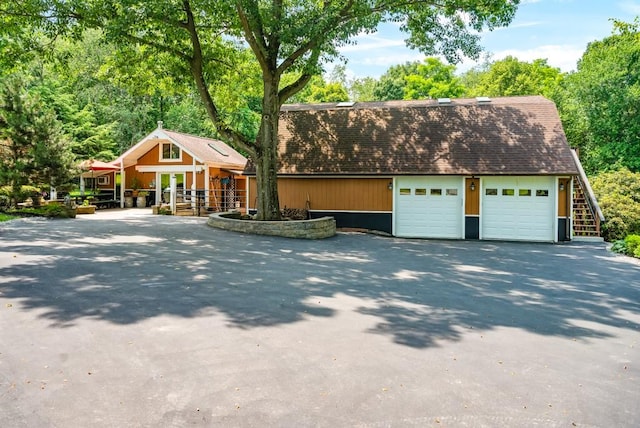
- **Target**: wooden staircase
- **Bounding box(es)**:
[572,177,600,238]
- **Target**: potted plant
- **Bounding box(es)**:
[130,176,142,197]
[136,190,149,208]
[76,198,96,214]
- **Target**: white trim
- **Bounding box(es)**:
[309,210,393,214]
[266,175,395,179]
[136,165,205,173]
[159,141,183,162]
[97,175,110,185]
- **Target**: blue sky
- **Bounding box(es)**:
[336,0,640,79]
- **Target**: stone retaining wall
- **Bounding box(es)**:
[207,212,336,239]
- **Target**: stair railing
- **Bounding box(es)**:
[571,150,605,235]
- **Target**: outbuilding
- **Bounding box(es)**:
[244,96,599,242]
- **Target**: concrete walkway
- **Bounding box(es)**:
[1,210,639,427]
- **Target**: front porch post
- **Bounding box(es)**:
[170,174,177,214]
[191,159,197,212]
[120,165,125,208]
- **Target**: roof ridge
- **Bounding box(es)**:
[164,128,223,143]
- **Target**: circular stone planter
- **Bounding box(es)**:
[207,212,336,239]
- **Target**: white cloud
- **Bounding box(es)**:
[461,44,585,72]
[338,34,406,53]
[618,0,640,14]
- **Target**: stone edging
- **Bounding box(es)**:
[207,212,336,239]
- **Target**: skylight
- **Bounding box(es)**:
[336,101,356,108]
[208,143,229,157]
[476,96,491,103]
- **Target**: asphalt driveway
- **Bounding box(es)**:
[1,209,639,427]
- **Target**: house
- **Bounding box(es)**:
[244,96,602,242]
[86,122,248,214]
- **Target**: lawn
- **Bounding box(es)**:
[0,213,16,222]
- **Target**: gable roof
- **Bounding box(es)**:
[117,124,246,169]
[250,96,578,176]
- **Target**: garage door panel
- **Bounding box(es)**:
[395,177,462,238]
[482,177,554,241]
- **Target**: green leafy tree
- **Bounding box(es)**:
[288,75,349,103]
[563,19,640,174]
[403,57,466,99]
[462,56,563,98]
[349,77,377,102]
[4,0,519,220]
[0,76,76,207]
[373,61,422,101]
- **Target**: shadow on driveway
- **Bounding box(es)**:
[1,214,639,349]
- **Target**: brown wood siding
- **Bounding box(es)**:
[465,177,480,215]
[248,177,392,211]
[124,166,149,189]
[558,178,570,217]
[140,139,195,166]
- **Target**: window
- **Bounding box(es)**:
[415,188,427,196]
[399,188,411,195]
[536,189,549,197]
[430,188,442,196]
[161,142,180,160]
[502,189,515,196]
[486,188,498,196]
[446,189,458,196]
[519,189,531,197]
[97,176,110,185]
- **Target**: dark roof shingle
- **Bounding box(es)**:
[258,96,577,176]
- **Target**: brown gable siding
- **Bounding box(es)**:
[248,177,392,211]
[268,96,578,176]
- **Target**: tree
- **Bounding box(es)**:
[0,76,75,207]
[562,19,640,174]
[288,75,349,103]
[4,0,519,220]
[461,56,563,98]
[403,57,466,99]
[349,77,377,102]
[373,61,422,101]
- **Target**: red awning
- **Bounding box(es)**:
[80,159,120,171]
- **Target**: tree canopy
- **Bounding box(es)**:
[461,56,563,98]
[2,0,520,219]
[0,75,76,206]
[561,19,640,174]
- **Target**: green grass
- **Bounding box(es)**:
[0,213,17,222]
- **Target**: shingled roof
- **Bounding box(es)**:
[248,96,578,176]
[163,130,247,169]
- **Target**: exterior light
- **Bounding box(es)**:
[559,182,565,191]
[387,182,393,190]
[470,182,476,191]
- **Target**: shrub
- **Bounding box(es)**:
[610,239,628,255]
[625,234,640,255]
[592,169,640,241]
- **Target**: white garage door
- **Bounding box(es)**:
[482,176,555,241]
[395,177,462,238]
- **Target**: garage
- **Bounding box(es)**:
[395,176,463,238]
[481,176,555,241]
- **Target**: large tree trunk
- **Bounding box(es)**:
[254,75,282,221]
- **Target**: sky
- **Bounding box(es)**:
[336,0,640,79]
